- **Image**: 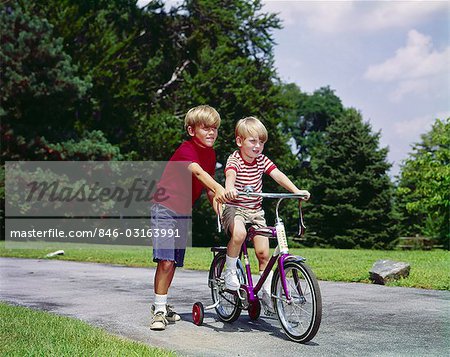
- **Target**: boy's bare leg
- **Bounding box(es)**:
[226,219,247,257]
[253,235,274,314]
[154,260,176,294]
[151,260,177,330]
[224,219,246,290]
[253,234,270,271]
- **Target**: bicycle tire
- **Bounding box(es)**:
[272,260,322,343]
[208,253,245,323]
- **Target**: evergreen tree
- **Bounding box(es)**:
[281,84,344,167]
[0,2,91,145]
[306,108,395,248]
[26,0,156,147]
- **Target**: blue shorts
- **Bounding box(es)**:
[150,203,191,267]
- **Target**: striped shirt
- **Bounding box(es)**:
[224,150,277,209]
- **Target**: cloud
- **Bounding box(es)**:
[263,1,353,31]
[364,30,450,101]
[386,111,449,173]
[359,1,449,32]
[262,1,448,33]
[394,115,434,141]
[393,111,450,140]
[364,30,448,81]
[298,2,352,32]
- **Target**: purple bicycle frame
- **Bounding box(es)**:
[240,228,293,304]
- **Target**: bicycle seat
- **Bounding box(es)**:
[211,246,227,253]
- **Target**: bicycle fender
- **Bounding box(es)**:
[284,255,306,263]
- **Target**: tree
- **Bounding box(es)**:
[281,84,344,166]
[0,2,91,146]
[26,0,157,147]
[1,0,307,245]
[169,0,298,245]
[396,118,450,249]
[306,108,395,248]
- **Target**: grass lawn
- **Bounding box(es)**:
[0,302,176,356]
[1,241,448,290]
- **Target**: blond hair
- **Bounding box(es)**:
[235,116,268,142]
[184,105,221,132]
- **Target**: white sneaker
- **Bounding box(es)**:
[260,290,275,315]
[150,311,168,330]
[224,269,240,291]
[151,304,181,323]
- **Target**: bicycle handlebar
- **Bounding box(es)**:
[218,191,307,237]
[237,191,308,199]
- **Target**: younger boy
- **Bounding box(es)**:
[150,105,227,330]
[222,117,310,313]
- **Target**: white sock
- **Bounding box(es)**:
[260,270,273,295]
[154,293,167,314]
[226,255,238,271]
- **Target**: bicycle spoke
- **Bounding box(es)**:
[274,261,321,342]
[209,253,243,323]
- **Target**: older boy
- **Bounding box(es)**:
[150,105,227,330]
[222,117,310,313]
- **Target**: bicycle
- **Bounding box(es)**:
[192,190,322,343]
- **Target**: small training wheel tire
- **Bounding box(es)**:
[192,302,204,326]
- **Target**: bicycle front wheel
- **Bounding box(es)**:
[272,260,322,343]
[209,253,245,323]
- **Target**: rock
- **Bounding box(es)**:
[369,259,410,285]
[45,250,65,258]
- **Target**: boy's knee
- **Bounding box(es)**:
[255,249,269,261]
[158,260,175,273]
[232,229,247,244]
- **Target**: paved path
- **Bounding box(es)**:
[0,258,449,356]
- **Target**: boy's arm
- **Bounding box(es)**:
[224,169,239,200]
[269,168,310,200]
[188,162,227,205]
[206,189,221,214]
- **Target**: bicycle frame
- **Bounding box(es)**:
[195,191,321,343]
[240,230,297,306]
[234,191,308,305]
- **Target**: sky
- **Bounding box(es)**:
[262,0,449,177]
[139,0,450,177]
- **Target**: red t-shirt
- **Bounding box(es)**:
[155,140,216,214]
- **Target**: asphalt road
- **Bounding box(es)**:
[0,257,449,356]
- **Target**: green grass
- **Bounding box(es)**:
[0,302,176,357]
[1,241,449,290]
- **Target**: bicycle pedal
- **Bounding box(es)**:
[236,288,246,301]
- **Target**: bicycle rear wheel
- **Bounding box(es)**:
[272,260,322,343]
[209,253,245,323]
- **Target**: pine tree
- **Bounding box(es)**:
[0,2,91,143]
[281,84,344,167]
[306,108,395,248]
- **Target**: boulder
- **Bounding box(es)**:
[369,259,410,285]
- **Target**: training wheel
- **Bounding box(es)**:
[248,299,261,320]
[192,302,204,325]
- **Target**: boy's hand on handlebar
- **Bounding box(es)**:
[295,190,311,200]
[224,187,239,200]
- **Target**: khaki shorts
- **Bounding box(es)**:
[221,205,267,236]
